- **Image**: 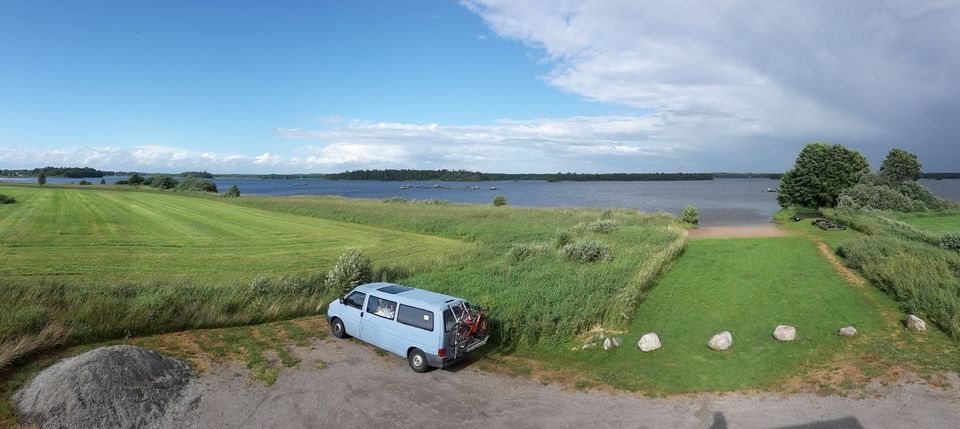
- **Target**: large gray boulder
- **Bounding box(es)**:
[13,345,192,429]
[637,333,661,352]
[773,325,797,341]
[907,314,927,332]
[708,331,733,351]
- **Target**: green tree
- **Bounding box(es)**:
[223,184,241,198]
[777,142,869,208]
[879,148,921,183]
[492,195,507,207]
[37,173,46,186]
[325,248,373,296]
[99,178,106,185]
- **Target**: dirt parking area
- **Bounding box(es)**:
[161,337,960,429]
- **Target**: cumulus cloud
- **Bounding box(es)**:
[463,0,960,169]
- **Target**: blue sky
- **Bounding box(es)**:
[1,1,958,173]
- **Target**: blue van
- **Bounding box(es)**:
[326,282,489,372]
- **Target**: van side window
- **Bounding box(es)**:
[397,305,434,331]
[343,291,366,310]
[366,295,397,320]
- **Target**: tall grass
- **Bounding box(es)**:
[0,275,343,370]
[838,236,960,339]
[223,195,687,346]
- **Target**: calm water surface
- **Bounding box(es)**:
[6,177,959,227]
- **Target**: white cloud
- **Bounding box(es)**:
[462,0,960,168]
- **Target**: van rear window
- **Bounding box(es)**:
[397,305,434,332]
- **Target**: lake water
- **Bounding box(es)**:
[5,177,959,227]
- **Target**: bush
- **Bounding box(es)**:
[899,181,950,211]
[223,184,241,198]
[382,196,405,203]
[249,275,272,296]
[941,232,960,252]
[176,177,218,193]
[507,242,546,262]
[143,175,178,189]
[561,239,612,263]
[492,195,507,207]
[78,180,92,185]
[99,178,106,185]
[114,180,129,185]
[127,173,145,186]
[553,229,573,249]
[681,204,699,226]
[588,218,619,233]
[838,183,925,212]
[0,194,15,204]
[325,248,373,296]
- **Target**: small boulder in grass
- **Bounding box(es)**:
[838,326,858,337]
[602,337,622,350]
[637,333,661,352]
[708,331,732,351]
[773,325,796,341]
[907,314,927,332]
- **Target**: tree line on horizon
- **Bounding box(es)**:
[3,166,960,182]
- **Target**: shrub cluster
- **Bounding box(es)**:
[941,232,960,252]
[838,183,925,212]
[561,239,613,263]
[0,194,15,204]
[492,195,507,207]
[507,242,546,262]
[176,177,218,193]
[143,175,179,189]
[324,248,373,296]
[588,218,620,233]
[553,229,573,249]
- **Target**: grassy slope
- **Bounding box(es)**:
[0,186,464,283]
[521,236,889,393]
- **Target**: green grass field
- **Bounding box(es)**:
[0,186,464,283]
[887,209,960,233]
[522,236,895,393]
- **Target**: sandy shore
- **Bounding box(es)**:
[688,225,790,239]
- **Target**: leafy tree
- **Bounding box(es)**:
[492,195,507,207]
[777,142,869,208]
[37,173,46,186]
[223,184,241,198]
[99,178,106,185]
[879,148,921,183]
[175,178,218,193]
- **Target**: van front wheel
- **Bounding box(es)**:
[408,348,429,373]
[330,318,348,339]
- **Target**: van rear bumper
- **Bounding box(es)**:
[429,336,488,368]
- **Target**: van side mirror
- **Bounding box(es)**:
[339,297,345,304]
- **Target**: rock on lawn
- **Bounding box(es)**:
[907,315,927,332]
[637,333,661,352]
[773,325,797,341]
[708,331,733,351]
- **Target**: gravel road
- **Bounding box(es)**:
[162,338,960,429]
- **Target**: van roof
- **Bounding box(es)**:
[353,282,464,309]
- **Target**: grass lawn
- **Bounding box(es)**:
[886,209,960,233]
[519,236,892,393]
[0,185,465,283]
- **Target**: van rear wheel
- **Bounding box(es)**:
[408,348,429,373]
[330,318,348,339]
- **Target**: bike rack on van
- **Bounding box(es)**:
[447,303,490,361]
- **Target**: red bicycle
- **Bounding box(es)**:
[452,302,489,347]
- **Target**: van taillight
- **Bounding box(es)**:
[438,348,446,358]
